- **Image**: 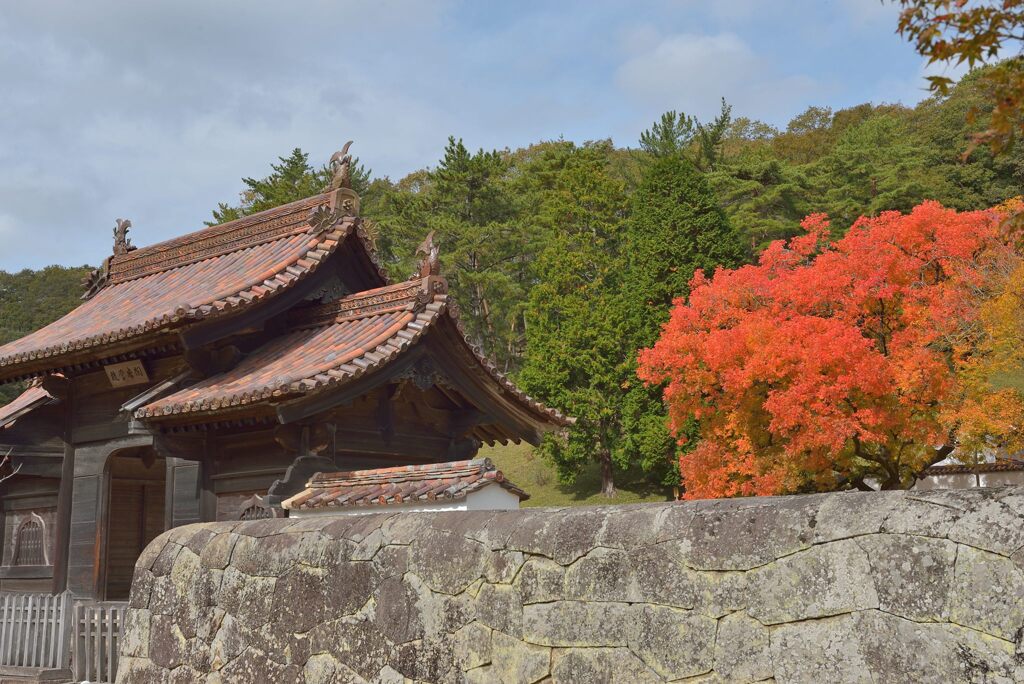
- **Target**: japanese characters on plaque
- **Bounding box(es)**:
[104,360,150,388]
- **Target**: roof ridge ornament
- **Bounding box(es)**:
[113,218,135,256]
[83,217,135,298]
[328,141,354,191]
[311,141,360,226]
[414,231,441,278]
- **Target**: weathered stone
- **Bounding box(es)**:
[857,534,956,621]
[199,532,238,570]
[507,508,607,565]
[489,630,550,683]
[522,601,632,647]
[950,545,1024,641]
[514,556,565,604]
[628,604,716,679]
[632,543,700,608]
[948,490,1024,556]
[452,621,492,671]
[117,488,1024,684]
[373,575,425,644]
[563,547,639,602]
[410,528,486,594]
[475,581,523,637]
[116,655,170,684]
[215,567,275,627]
[680,494,822,571]
[881,493,962,537]
[148,614,187,670]
[150,542,183,577]
[128,568,155,609]
[209,613,246,671]
[811,490,901,543]
[120,608,151,658]
[483,548,525,583]
[550,647,660,683]
[772,609,1024,683]
[747,538,878,624]
[713,611,772,682]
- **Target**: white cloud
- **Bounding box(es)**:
[614,32,819,124]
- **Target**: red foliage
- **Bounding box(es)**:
[638,201,1024,499]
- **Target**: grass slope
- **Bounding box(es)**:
[480,442,674,508]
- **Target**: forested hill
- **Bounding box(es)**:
[0,68,1020,495]
[0,266,93,404]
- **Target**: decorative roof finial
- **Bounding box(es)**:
[328,141,354,191]
[415,231,441,278]
[113,218,134,256]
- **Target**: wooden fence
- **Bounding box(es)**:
[71,600,127,683]
[0,590,71,670]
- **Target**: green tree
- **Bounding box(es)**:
[518,142,630,496]
[0,266,94,404]
[210,148,371,224]
[618,154,746,487]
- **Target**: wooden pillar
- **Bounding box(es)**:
[50,441,75,594]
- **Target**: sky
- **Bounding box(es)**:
[0,0,961,271]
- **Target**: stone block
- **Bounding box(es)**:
[713,611,772,682]
[628,604,716,679]
[522,601,632,647]
[857,534,956,621]
[489,630,550,683]
[550,647,661,683]
[950,545,1024,641]
[747,538,878,624]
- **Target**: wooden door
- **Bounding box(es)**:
[104,452,165,600]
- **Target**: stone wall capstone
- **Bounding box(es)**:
[116,487,1024,683]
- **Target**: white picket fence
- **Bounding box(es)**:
[71,601,126,683]
[0,591,126,682]
[0,590,71,670]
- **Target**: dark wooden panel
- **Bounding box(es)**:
[168,461,201,529]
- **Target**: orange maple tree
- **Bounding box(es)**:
[638,201,1024,499]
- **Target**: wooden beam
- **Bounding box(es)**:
[275,346,426,425]
[425,336,543,445]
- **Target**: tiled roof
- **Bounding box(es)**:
[280,458,528,510]
[136,276,571,430]
[0,382,56,430]
[0,193,384,380]
[923,460,1024,475]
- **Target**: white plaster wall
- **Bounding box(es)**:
[913,471,1024,490]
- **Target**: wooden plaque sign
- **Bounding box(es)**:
[104,360,150,388]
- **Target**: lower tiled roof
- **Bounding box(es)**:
[0,382,56,430]
[136,276,571,430]
[281,458,528,510]
[923,460,1024,475]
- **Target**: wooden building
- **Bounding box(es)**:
[0,151,568,601]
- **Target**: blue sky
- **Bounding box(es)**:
[0,1,959,270]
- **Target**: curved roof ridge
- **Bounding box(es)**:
[107,193,332,285]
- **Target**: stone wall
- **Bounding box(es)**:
[117,487,1024,683]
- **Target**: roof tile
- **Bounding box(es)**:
[281,458,528,510]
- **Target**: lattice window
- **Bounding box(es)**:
[13,514,47,566]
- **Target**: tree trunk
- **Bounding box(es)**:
[599,450,616,498]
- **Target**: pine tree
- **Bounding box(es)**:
[618,154,746,487]
[209,148,371,224]
[518,142,630,497]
